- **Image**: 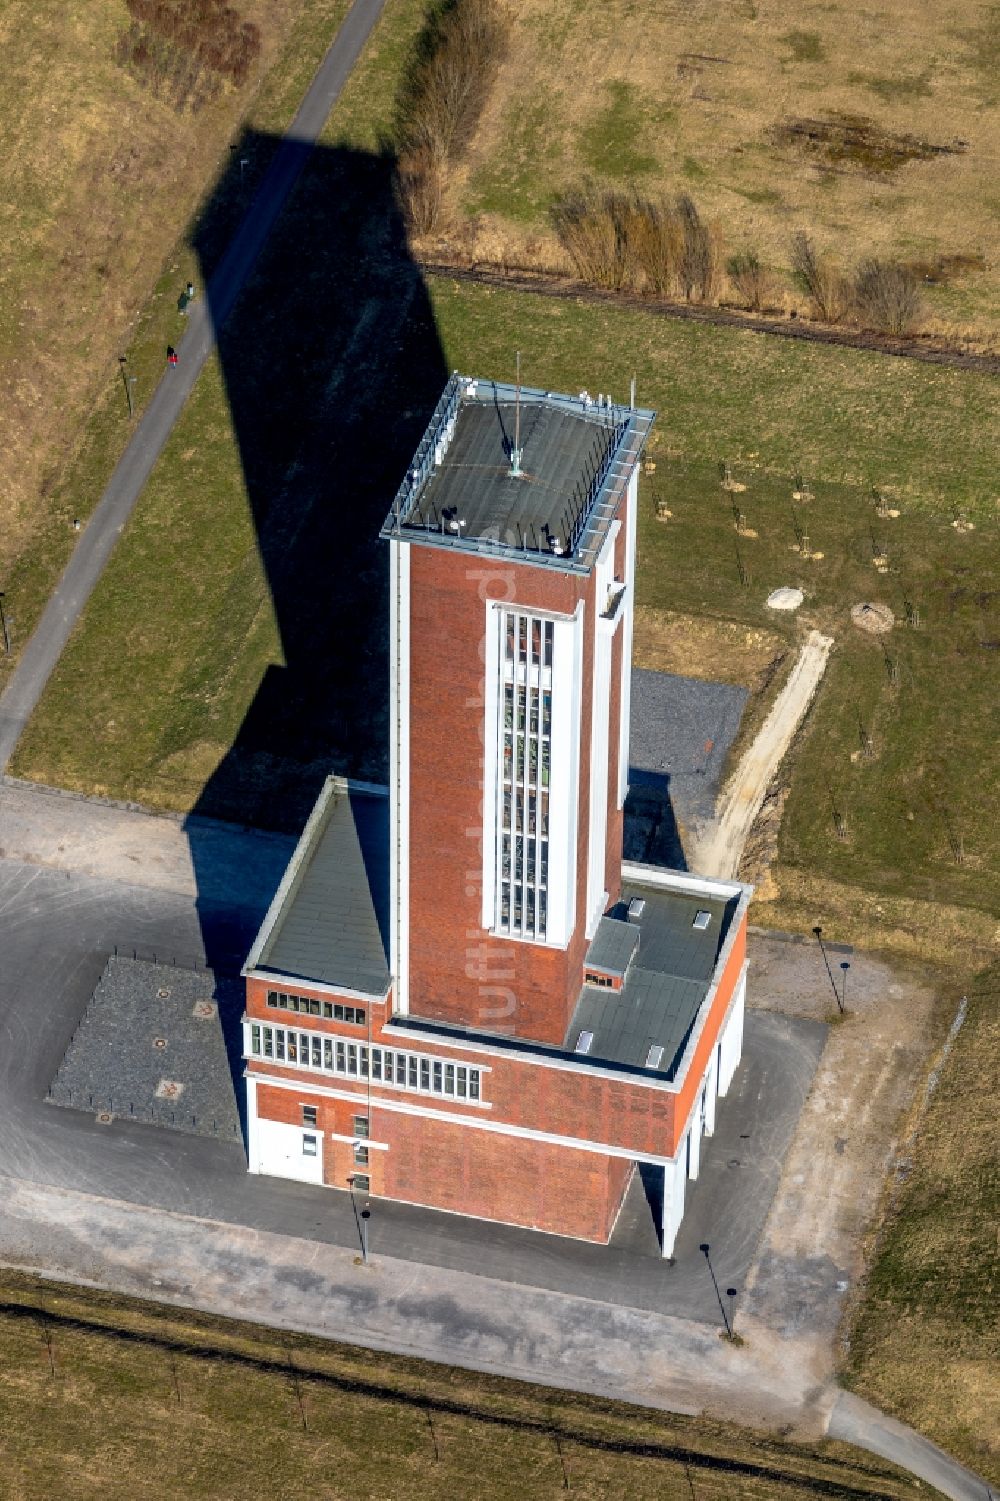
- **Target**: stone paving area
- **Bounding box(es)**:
[626,669,748,867]
[47,956,242,1142]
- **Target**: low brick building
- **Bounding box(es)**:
[243,375,750,1253]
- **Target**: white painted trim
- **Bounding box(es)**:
[326,1132,390,1151]
[390,538,411,1016]
[618,468,638,809]
[621,860,749,901]
[547,602,584,945]
[248,1070,677,1167]
[242,776,387,979]
[481,600,502,929]
[586,527,616,936]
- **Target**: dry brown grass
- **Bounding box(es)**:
[0,0,339,580]
[633,605,785,687]
[452,0,1000,336]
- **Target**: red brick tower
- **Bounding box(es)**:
[383,376,651,1045]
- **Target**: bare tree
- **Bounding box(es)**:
[791,231,850,322]
[853,257,924,335]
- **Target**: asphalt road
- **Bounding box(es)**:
[0,0,387,773]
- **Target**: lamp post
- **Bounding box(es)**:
[726,1287,738,1335]
[360,1207,371,1266]
[699,1243,731,1336]
[119,356,136,419]
[839,961,850,1012]
[812,925,843,1011]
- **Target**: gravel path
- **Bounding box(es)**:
[691,630,833,879]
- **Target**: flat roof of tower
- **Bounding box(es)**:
[380,374,655,574]
[243,778,390,998]
[566,882,740,1077]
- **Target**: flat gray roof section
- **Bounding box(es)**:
[246,779,390,997]
[381,374,655,575]
[566,884,739,1077]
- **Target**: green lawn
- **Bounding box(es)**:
[0,1271,928,1501]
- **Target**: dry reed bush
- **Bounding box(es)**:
[551,186,721,299]
[677,194,721,303]
[791,231,851,323]
[397,0,510,232]
[727,250,777,312]
[853,258,925,335]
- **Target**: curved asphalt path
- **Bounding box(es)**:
[0,0,386,773]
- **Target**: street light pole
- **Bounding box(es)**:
[839,961,850,1013]
[360,1207,371,1266]
[812,925,843,1011]
[119,356,134,419]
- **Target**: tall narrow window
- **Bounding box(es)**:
[495,609,552,941]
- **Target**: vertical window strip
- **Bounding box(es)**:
[495,607,551,941]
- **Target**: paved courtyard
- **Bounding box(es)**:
[49,956,242,1141]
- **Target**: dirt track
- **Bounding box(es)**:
[422,261,1000,375]
[691,629,833,880]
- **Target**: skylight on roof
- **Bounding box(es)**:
[645,1044,664,1069]
[693,909,712,931]
[575,1030,594,1055]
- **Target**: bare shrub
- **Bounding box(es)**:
[550,186,631,289]
[726,250,775,311]
[791,231,850,322]
[398,147,445,236]
[853,257,924,335]
[627,197,683,295]
[396,0,509,234]
[677,194,721,302]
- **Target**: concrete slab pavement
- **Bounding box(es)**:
[0,1176,828,1437]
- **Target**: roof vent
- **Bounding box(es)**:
[575,1030,594,1055]
[627,897,645,920]
[645,1044,664,1069]
[693,909,712,931]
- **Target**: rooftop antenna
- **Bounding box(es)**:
[509,351,524,477]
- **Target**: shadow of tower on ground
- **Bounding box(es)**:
[181,131,448,1077]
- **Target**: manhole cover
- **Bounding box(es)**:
[155,1079,185,1101]
[157,987,171,999]
[153,1037,168,1049]
[727,1158,741,1169]
[192,1000,217,1020]
[96,1110,113,1125]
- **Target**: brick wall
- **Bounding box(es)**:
[407,546,596,1046]
[380,1107,633,1242]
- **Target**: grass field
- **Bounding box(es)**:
[0,0,347,628]
[845,963,1000,1486]
[0,1271,930,1501]
[448,0,1000,340]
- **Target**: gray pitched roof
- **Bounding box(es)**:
[252,782,390,996]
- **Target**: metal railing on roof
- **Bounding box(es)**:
[380,375,655,573]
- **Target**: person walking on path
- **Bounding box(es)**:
[167,347,178,367]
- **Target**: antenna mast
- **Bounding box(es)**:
[510,350,523,477]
